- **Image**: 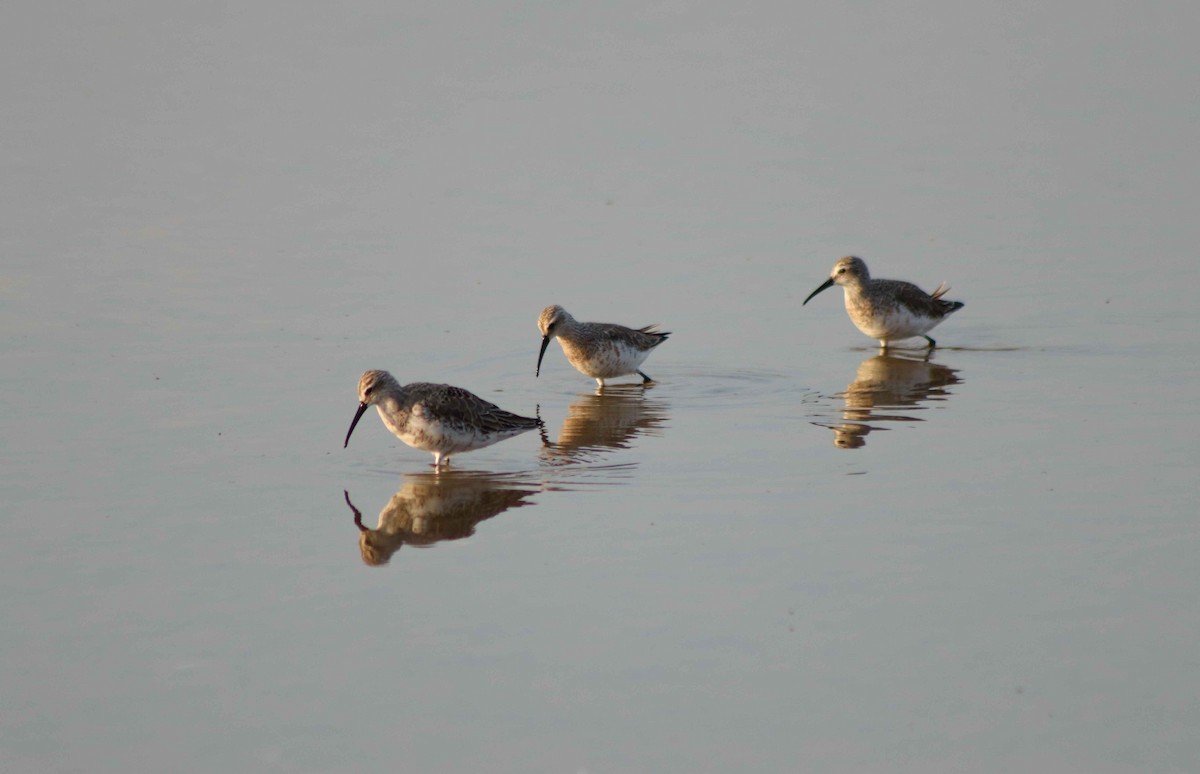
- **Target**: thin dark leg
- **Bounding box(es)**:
[923,335,937,348]
[638,370,654,384]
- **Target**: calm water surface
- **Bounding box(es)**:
[2,3,1198,772]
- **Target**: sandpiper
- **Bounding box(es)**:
[343,370,540,469]
[802,256,964,348]
[536,304,670,387]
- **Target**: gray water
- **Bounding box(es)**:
[3,2,1198,772]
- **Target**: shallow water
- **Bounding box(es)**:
[3,2,1198,772]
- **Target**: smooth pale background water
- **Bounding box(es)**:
[2,2,1198,772]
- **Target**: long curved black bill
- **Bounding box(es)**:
[803,277,836,306]
[344,402,369,448]
[536,335,551,377]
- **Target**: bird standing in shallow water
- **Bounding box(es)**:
[536,304,670,388]
[803,256,964,349]
[344,370,540,469]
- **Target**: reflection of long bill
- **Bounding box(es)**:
[536,334,552,378]
[343,402,370,448]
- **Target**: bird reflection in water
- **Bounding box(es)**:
[823,353,961,448]
[343,473,538,566]
[540,384,669,465]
